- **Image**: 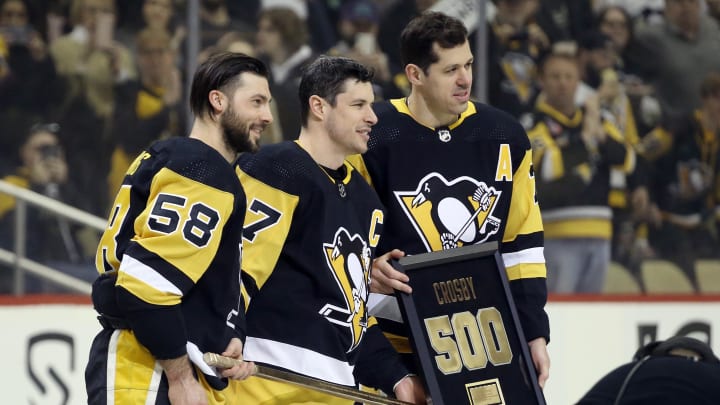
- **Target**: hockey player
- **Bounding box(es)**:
[234,56,426,404]
[347,11,551,388]
[86,52,272,404]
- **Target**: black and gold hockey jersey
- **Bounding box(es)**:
[90,137,247,394]
[527,101,633,240]
[348,98,549,351]
[235,141,408,398]
[653,110,720,219]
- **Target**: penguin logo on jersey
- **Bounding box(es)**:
[318,228,371,352]
[395,173,502,251]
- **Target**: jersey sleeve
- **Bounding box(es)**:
[353,323,410,394]
[501,147,550,343]
[114,163,238,360]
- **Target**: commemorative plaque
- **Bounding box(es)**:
[393,242,546,405]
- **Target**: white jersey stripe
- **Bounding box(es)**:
[107,329,120,405]
[243,337,356,386]
[120,254,183,295]
[144,362,162,405]
[502,247,545,268]
[541,206,612,221]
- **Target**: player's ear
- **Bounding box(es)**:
[308,94,325,121]
[209,90,225,114]
[405,64,423,86]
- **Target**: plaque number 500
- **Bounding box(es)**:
[424,308,513,374]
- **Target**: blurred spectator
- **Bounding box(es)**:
[647,72,720,289]
[596,6,644,85]
[107,28,183,198]
[574,32,654,277]
[226,0,260,30]
[117,0,185,55]
[305,0,340,53]
[377,0,436,70]
[261,0,339,53]
[0,123,94,292]
[328,0,400,99]
[634,0,720,121]
[199,30,256,61]
[0,0,64,168]
[535,0,595,43]
[487,0,548,122]
[200,0,251,50]
[708,0,720,25]
[49,0,136,215]
[527,51,634,293]
[256,6,314,139]
[596,5,661,134]
[575,31,615,104]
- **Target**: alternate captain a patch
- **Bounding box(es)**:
[319,227,372,352]
[395,173,503,251]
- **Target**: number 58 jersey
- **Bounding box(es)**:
[93,137,247,390]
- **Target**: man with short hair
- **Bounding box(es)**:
[527,51,632,294]
[349,11,551,388]
[86,52,272,405]
[634,0,720,119]
[234,56,426,404]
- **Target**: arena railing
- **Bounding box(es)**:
[0,179,104,295]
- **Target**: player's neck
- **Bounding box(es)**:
[189,118,236,163]
[406,92,458,128]
[297,128,345,170]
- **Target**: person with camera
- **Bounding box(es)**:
[0,0,64,169]
[327,0,401,100]
[0,123,87,292]
[49,0,136,215]
[645,72,720,290]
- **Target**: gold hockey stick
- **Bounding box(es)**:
[203,352,412,405]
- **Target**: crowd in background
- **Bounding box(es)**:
[1,0,719,294]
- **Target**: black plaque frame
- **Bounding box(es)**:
[393,242,546,405]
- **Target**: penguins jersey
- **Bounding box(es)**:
[527,100,633,240]
[348,98,550,350]
[94,137,246,391]
[236,141,408,393]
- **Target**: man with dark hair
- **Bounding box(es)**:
[528,50,631,294]
[256,6,315,139]
[233,56,425,404]
[348,11,551,388]
[86,52,272,405]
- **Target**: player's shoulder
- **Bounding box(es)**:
[143,137,239,193]
[467,101,531,147]
[372,99,399,117]
[237,141,313,192]
[469,101,525,130]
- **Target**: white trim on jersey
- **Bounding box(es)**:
[107,329,120,405]
[243,336,356,386]
[187,341,220,377]
[502,247,545,267]
[145,362,162,405]
[541,206,613,221]
[367,293,403,323]
[120,254,183,295]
